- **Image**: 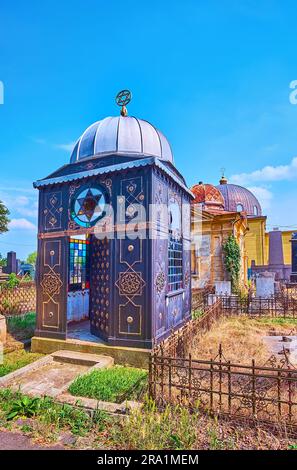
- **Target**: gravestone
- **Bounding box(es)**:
[215,281,231,296]
[3,251,17,274]
[256,272,275,298]
[0,314,7,344]
[207,294,217,306]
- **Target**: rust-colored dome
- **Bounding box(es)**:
[191,182,225,210]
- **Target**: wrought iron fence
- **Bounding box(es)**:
[154,300,224,358]
[149,345,297,432]
[219,294,297,317]
[192,286,214,312]
[191,289,297,318]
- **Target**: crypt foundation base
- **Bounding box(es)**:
[31,335,150,369]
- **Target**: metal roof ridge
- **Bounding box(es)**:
[33,156,193,197]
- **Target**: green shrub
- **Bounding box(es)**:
[6,395,41,420]
[69,366,148,403]
[192,309,204,320]
[222,235,241,292]
[4,273,20,289]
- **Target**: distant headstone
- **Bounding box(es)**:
[256,272,275,298]
[215,281,231,296]
[207,294,217,306]
[268,229,284,266]
[0,314,7,345]
[4,251,17,274]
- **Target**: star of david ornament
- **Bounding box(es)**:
[71,186,107,228]
[116,90,132,116]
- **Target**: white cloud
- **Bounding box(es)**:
[55,141,76,152]
[0,190,38,219]
[31,137,76,153]
[230,157,297,185]
[15,196,30,206]
[9,218,37,230]
[17,207,38,217]
[247,186,273,210]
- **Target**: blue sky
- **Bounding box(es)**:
[1,0,297,259]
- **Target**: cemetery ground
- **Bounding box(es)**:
[1,312,42,378]
[191,316,297,364]
[1,314,297,449]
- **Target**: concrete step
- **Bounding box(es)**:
[51,350,114,368]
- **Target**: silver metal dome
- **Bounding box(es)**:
[70,116,173,164]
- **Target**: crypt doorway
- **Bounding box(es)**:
[66,234,111,343]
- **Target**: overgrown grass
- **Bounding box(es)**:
[0,390,296,449]
[69,366,148,403]
[110,398,197,450]
[0,349,43,377]
[253,317,297,327]
[191,316,297,364]
[0,389,109,437]
[6,311,36,341]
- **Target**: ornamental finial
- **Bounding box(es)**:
[115,89,132,117]
[220,167,228,185]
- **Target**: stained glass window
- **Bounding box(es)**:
[71,185,107,228]
[168,201,183,292]
[69,236,90,290]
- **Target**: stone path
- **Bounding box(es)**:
[13,361,89,397]
[0,430,64,450]
[0,350,114,398]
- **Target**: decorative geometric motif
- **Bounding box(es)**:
[68,183,81,230]
[116,271,145,297]
[155,271,166,293]
[119,176,144,223]
[43,191,63,230]
[41,270,62,299]
[101,178,112,195]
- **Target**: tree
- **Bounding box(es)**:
[26,251,37,266]
[222,234,241,292]
[0,253,7,267]
[0,200,10,233]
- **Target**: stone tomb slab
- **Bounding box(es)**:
[0,350,114,397]
[262,335,297,365]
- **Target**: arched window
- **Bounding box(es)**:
[236,203,244,212]
[253,205,258,216]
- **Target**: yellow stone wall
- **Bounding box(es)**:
[281,231,294,265]
[245,217,267,268]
